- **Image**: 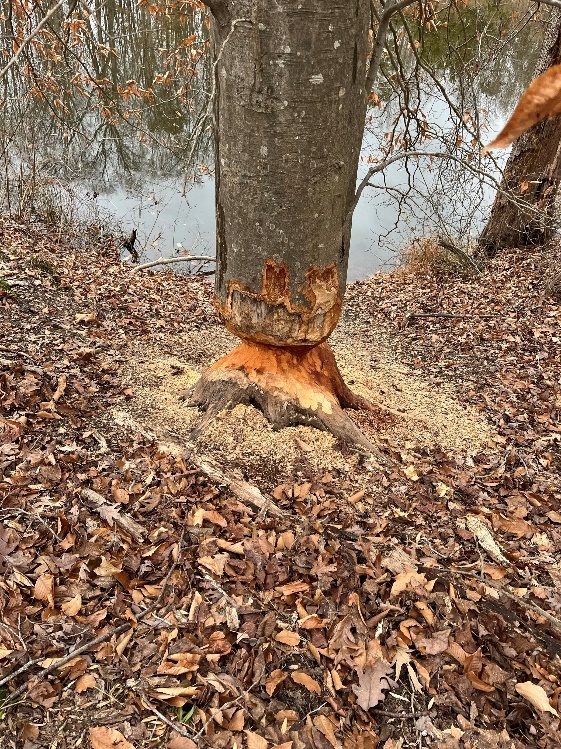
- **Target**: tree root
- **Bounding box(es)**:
[189,340,388,461]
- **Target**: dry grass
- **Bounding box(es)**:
[399,237,479,279]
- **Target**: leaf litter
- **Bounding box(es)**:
[1,216,561,749]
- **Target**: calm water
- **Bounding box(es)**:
[1,0,542,280]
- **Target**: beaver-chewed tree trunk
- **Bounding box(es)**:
[193,0,375,450]
[480,9,561,254]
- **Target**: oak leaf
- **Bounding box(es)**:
[352,660,393,710]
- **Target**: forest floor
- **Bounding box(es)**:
[1,216,560,749]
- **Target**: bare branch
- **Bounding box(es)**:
[133,256,215,272]
[367,0,418,91]
[344,148,548,234]
[531,0,561,8]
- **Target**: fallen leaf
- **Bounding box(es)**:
[277,581,310,596]
[291,671,321,694]
[515,681,559,715]
[61,593,82,616]
[33,573,55,608]
[313,714,338,747]
[90,726,135,749]
[404,465,419,481]
[390,571,428,597]
[351,659,393,710]
[275,630,300,646]
[228,709,245,731]
[168,737,196,749]
[298,614,328,629]
[198,554,229,576]
[94,556,123,577]
[203,509,228,527]
[75,673,96,693]
[265,669,288,696]
[415,628,451,655]
[246,731,268,749]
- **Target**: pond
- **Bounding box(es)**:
[0,0,542,281]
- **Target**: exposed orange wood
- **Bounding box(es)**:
[209,340,372,415]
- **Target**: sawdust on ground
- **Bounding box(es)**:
[110,316,496,487]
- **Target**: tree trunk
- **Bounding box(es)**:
[191,0,378,451]
[480,10,561,254]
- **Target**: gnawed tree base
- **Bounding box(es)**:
[189,340,385,457]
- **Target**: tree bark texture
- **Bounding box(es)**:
[191,1,379,451]
[212,0,370,345]
[480,10,561,253]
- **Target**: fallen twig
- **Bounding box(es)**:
[372,708,429,719]
[425,565,561,635]
[195,456,285,518]
[140,693,196,740]
[402,312,496,328]
[191,678,260,741]
[438,238,482,274]
[133,256,215,272]
[80,487,146,543]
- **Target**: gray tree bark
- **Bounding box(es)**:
[480,10,561,253]
[212,0,369,345]
[191,0,382,452]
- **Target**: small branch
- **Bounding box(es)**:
[344,148,531,232]
[424,565,561,636]
[372,708,429,719]
[132,256,215,272]
[194,456,285,519]
[532,0,561,8]
[437,239,482,274]
[192,679,260,741]
[401,312,496,328]
[80,488,146,543]
[367,0,418,91]
[139,694,195,740]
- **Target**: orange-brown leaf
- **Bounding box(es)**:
[275,630,300,647]
[483,64,561,152]
[89,727,135,749]
[291,671,321,694]
[33,573,55,608]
